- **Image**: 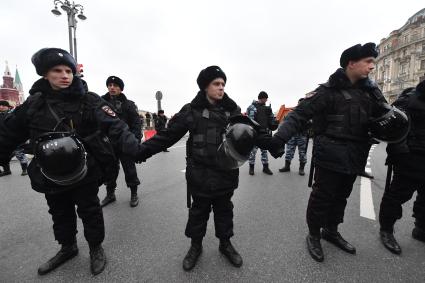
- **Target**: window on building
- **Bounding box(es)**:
[421,60,425,70]
[404,35,409,43]
[400,62,408,75]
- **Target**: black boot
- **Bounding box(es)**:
[130,186,139,207]
[380,230,401,254]
[182,240,203,271]
[249,164,254,175]
[89,244,107,275]
[279,160,291,172]
[38,243,79,275]
[21,163,28,176]
[321,227,356,254]
[306,234,324,262]
[262,164,273,175]
[219,239,243,267]
[0,164,11,177]
[299,162,306,176]
[412,226,425,242]
[100,187,116,208]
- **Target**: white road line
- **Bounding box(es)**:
[360,176,376,220]
[181,169,186,173]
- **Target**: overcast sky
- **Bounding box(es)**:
[1,0,424,114]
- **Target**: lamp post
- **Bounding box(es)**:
[51,0,87,63]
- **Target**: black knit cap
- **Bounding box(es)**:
[106,76,124,91]
[31,48,77,76]
[258,91,268,99]
[196,66,227,90]
[340,42,379,68]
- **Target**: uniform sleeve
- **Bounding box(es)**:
[92,97,141,157]
[140,104,191,156]
[274,88,329,142]
[0,103,30,163]
[247,104,256,120]
[128,102,142,142]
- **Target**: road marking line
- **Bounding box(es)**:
[181,169,186,173]
[360,173,376,220]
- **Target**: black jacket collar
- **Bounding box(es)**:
[325,68,378,91]
[102,93,128,102]
[190,91,238,111]
[29,76,85,100]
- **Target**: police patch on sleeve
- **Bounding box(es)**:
[102,105,116,117]
[305,91,317,99]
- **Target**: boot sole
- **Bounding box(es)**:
[100,198,116,208]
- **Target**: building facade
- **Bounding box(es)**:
[0,62,24,107]
[371,8,425,103]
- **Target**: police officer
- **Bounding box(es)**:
[246,91,275,175]
[0,48,142,275]
[258,43,389,262]
[100,76,142,207]
[379,80,425,254]
[155,110,169,152]
[279,98,311,176]
[137,66,244,271]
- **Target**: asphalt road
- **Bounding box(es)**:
[1,140,424,282]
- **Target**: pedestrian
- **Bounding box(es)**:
[246,91,276,175]
[100,76,142,208]
[155,109,169,152]
[257,43,408,262]
[379,80,425,254]
[0,48,142,275]
[279,98,311,176]
[137,66,244,271]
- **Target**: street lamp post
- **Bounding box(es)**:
[51,0,87,63]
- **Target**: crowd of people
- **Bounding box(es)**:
[0,42,424,276]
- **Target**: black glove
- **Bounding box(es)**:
[256,135,285,158]
[136,145,152,163]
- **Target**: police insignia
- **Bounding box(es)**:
[102,105,116,117]
[305,91,317,99]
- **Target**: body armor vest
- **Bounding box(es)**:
[187,107,230,167]
[314,88,372,142]
[255,103,272,129]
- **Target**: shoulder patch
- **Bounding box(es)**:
[305,91,317,99]
[102,105,116,117]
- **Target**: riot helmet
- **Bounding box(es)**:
[217,115,258,169]
[34,132,87,186]
[369,105,409,143]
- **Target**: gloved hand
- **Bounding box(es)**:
[136,145,152,163]
[256,135,285,158]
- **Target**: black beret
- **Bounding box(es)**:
[258,91,268,99]
[196,66,227,90]
[158,110,164,114]
[340,42,379,68]
[106,76,124,91]
[0,100,11,107]
[31,48,77,76]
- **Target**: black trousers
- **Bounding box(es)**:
[107,153,140,189]
[379,171,425,232]
[185,192,234,240]
[45,182,105,246]
[307,166,357,235]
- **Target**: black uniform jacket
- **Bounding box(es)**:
[140,91,241,197]
[0,77,141,193]
[101,93,142,142]
[274,68,387,175]
[387,84,425,180]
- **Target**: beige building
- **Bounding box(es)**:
[371,8,425,103]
